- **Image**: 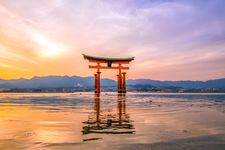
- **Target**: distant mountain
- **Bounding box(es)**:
[126,78,225,89]
[0,76,225,89]
[0,76,116,89]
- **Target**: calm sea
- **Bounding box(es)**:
[0,93,225,150]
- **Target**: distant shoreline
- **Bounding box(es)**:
[1,91,225,94]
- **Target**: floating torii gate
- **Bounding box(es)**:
[82,54,134,93]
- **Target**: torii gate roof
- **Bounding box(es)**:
[82,54,134,62]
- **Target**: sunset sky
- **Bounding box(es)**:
[0,0,225,81]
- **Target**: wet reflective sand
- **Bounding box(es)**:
[0,93,225,150]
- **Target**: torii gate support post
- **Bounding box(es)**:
[117,75,121,93]
[94,74,97,93]
[118,64,128,93]
[122,72,126,93]
[117,64,122,93]
[96,71,101,93]
[94,62,101,94]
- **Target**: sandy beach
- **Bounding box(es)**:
[0,93,225,150]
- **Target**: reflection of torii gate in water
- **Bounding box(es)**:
[82,54,134,93]
[82,95,135,135]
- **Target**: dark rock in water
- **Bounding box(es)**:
[83,138,102,142]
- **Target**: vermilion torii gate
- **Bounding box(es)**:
[82,54,134,93]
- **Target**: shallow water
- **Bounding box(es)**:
[0,92,225,150]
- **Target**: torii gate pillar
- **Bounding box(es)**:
[122,72,126,93]
[117,72,126,93]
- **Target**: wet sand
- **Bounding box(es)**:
[0,93,225,150]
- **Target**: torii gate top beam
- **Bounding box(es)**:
[82,54,134,63]
[82,54,134,70]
